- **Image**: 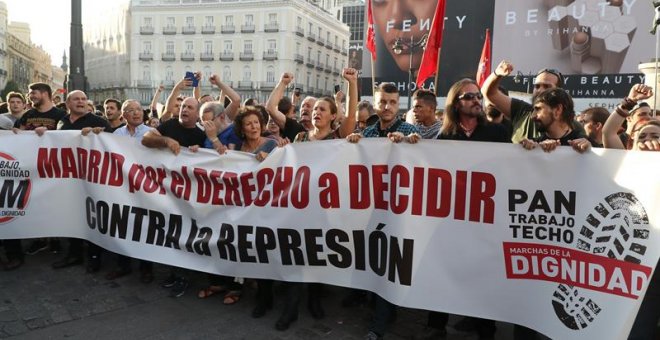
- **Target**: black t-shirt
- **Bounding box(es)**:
[437,122,511,143]
[108,123,126,133]
[282,117,307,142]
[58,113,112,131]
[15,107,66,130]
[534,128,586,146]
[156,119,206,147]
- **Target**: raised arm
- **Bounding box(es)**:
[150,84,164,115]
[603,84,653,149]
[338,68,358,138]
[209,74,241,121]
[481,60,514,118]
[141,129,181,155]
[265,72,293,129]
[193,71,202,100]
[162,77,193,121]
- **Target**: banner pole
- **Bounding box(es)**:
[434,47,441,95]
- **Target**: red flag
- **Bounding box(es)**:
[365,0,376,60]
[476,29,491,87]
[416,0,446,87]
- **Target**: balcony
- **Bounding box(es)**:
[182,25,196,34]
[162,26,176,34]
[341,49,348,56]
[316,38,325,46]
[324,66,331,74]
[332,67,340,75]
[140,26,154,35]
[201,25,215,34]
[180,52,195,61]
[294,54,304,64]
[295,26,304,37]
[200,52,214,61]
[307,32,316,42]
[221,25,235,33]
[325,43,333,50]
[219,52,234,61]
[241,24,255,33]
[308,87,317,94]
[139,52,153,61]
[239,52,254,61]
[137,80,152,88]
[161,53,175,61]
[261,81,276,90]
[305,58,314,68]
[315,62,324,71]
[162,79,175,87]
[238,81,253,89]
[263,50,278,61]
[264,22,279,32]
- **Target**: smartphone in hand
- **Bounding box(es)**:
[334,84,341,94]
[185,71,199,87]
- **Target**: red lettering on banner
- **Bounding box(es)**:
[318,172,339,208]
[254,168,273,206]
[194,168,212,203]
[503,242,652,299]
[171,170,184,199]
[272,167,293,207]
[347,164,496,224]
[240,172,255,206]
[37,148,124,186]
[222,171,242,206]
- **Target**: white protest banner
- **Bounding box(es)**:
[1,131,659,339]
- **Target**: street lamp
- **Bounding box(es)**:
[392,34,427,110]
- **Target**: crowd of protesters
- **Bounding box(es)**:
[0,60,658,340]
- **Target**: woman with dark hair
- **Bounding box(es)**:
[234,106,278,160]
[251,68,359,331]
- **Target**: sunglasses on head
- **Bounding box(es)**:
[536,68,564,87]
[458,92,483,101]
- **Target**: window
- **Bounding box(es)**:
[307,47,312,60]
[166,41,174,54]
[245,14,253,25]
[142,65,151,80]
[243,66,251,81]
[203,66,212,81]
[334,36,338,46]
[143,41,151,52]
[318,27,322,38]
[224,40,232,52]
[165,66,173,81]
[326,32,330,42]
[166,17,175,26]
[186,16,194,26]
[266,66,275,83]
[204,41,213,53]
[325,54,329,65]
[334,57,338,68]
[317,51,321,62]
[267,39,276,51]
[223,66,231,80]
[296,17,302,27]
[296,42,301,54]
[185,41,193,52]
[226,15,233,25]
[205,16,214,25]
[244,40,252,52]
[144,17,152,26]
[268,13,277,24]
[308,22,313,33]
[307,72,311,88]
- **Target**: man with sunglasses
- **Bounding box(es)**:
[411,79,510,340]
[482,61,585,144]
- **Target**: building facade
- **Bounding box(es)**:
[7,33,32,92]
[85,0,350,105]
[0,2,8,90]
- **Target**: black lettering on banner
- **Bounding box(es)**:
[147,210,167,246]
[388,236,413,286]
[255,226,276,263]
[165,215,182,249]
[304,229,326,266]
[353,230,366,270]
[326,229,351,268]
[193,226,213,256]
[96,200,109,234]
[185,219,198,252]
[369,223,388,276]
[110,204,130,239]
[0,180,29,209]
[278,228,305,265]
[238,225,257,263]
[131,206,148,242]
[217,223,237,261]
[86,197,95,228]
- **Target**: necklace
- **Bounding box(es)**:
[459,122,476,137]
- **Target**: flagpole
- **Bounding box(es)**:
[371,56,376,95]
[434,47,441,95]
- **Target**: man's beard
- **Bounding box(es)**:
[534,119,548,133]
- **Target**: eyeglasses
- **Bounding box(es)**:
[458,92,483,101]
[536,68,564,87]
